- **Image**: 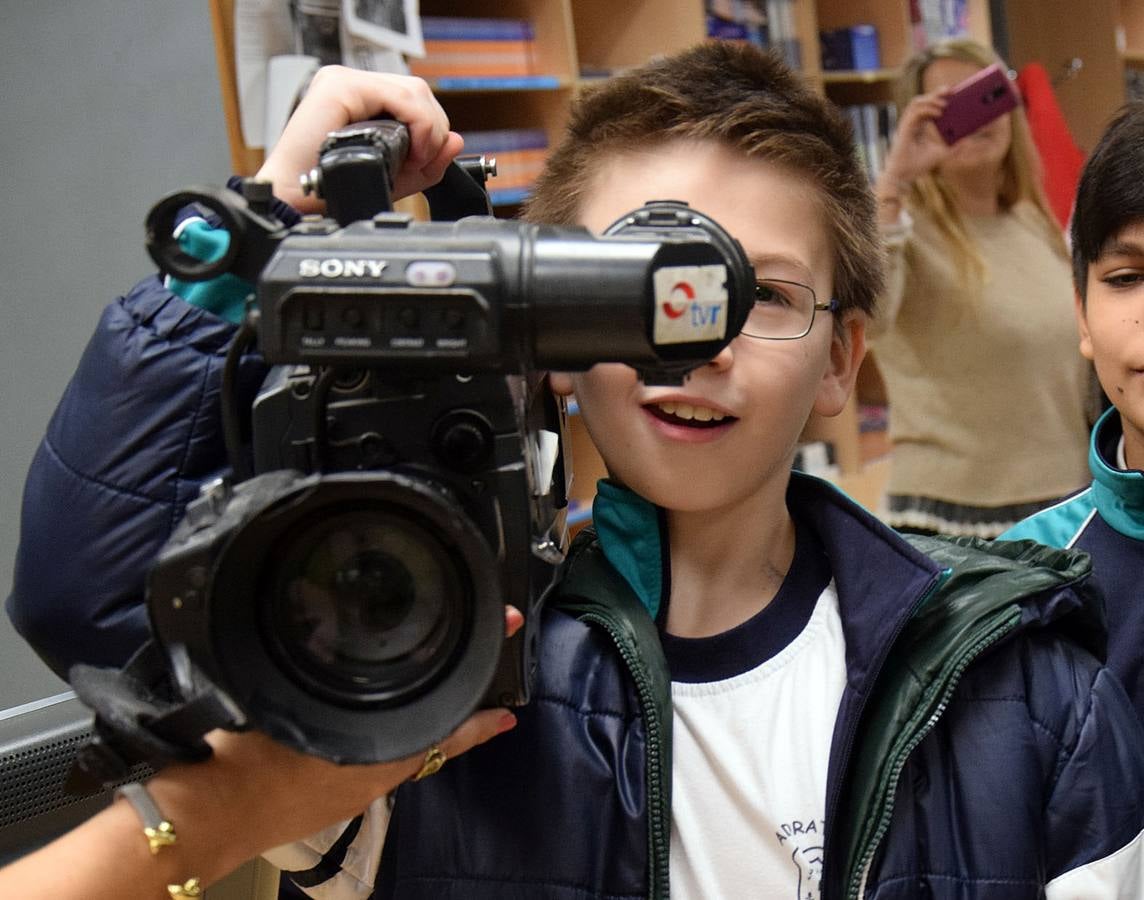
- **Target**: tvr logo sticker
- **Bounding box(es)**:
[653,265,729,345]
[661,281,695,319]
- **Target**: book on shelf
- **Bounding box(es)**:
[410,50,537,79]
[844,102,898,183]
[1127,67,1144,102]
[705,0,768,45]
[703,0,800,67]
[430,76,560,91]
[419,17,534,41]
[409,16,539,81]
[765,0,801,69]
[909,0,969,50]
[820,25,881,71]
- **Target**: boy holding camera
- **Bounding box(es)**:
[9,43,1144,898]
[1003,103,1144,724]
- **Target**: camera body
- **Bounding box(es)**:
[140,121,754,764]
[149,319,567,767]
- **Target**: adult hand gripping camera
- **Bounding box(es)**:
[69,121,755,776]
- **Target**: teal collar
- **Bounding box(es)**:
[1090,407,1144,540]
[591,480,666,620]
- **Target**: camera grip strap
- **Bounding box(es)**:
[65,641,239,794]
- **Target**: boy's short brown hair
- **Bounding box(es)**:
[522,40,882,318]
[1071,102,1144,301]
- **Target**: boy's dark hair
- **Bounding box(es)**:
[1071,101,1144,301]
[522,40,882,319]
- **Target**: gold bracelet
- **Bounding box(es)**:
[115,783,202,898]
[167,878,203,898]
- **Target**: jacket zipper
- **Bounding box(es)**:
[578,611,671,900]
[844,613,1019,900]
[822,569,945,898]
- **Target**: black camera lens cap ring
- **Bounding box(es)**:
[604,199,749,283]
[145,186,245,282]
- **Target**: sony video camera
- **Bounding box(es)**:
[135,120,755,765]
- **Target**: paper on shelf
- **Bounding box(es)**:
[342,0,425,58]
[341,21,410,74]
[234,0,419,153]
[264,55,321,155]
[235,0,296,149]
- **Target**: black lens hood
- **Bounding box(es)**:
[202,471,503,764]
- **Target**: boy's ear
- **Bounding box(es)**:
[812,310,867,417]
[1074,290,1095,361]
[549,372,575,396]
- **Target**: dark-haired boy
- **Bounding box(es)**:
[9,46,1144,899]
[1004,102,1144,724]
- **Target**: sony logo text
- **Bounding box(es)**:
[299,258,389,278]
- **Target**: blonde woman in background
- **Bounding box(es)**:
[871,38,1091,538]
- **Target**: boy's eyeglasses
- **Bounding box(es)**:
[742,279,841,340]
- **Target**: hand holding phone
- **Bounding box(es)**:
[932,62,1019,145]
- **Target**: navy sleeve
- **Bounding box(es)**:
[6,276,267,677]
[1044,664,1144,887]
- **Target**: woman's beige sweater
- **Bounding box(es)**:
[870,202,1090,507]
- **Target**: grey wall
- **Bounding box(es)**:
[1,2,231,707]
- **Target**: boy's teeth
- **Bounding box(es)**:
[656,401,725,422]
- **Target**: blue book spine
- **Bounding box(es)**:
[706,16,749,40]
[489,187,533,207]
[434,75,561,91]
[567,499,594,526]
[461,129,549,154]
[420,17,535,41]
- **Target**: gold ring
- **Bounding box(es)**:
[412,744,447,781]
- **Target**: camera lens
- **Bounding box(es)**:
[266,506,469,706]
[196,470,503,763]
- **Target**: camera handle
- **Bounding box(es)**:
[302,119,496,223]
[145,119,492,284]
[300,119,409,227]
[145,121,411,282]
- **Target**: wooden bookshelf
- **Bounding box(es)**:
[207,1,1142,524]
[208,0,265,175]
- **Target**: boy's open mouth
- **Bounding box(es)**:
[644,400,737,429]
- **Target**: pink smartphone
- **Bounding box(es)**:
[932,62,1019,145]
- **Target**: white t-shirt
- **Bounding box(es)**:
[661,521,846,900]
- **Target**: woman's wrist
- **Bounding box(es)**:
[145,729,418,870]
[141,758,271,887]
[875,172,913,204]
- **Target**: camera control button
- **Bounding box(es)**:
[432,411,493,471]
[187,566,208,589]
[185,477,231,529]
[443,308,466,330]
[398,307,420,329]
[177,588,200,610]
[342,306,364,328]
[406,260,456,287]
[294,219,338,235]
